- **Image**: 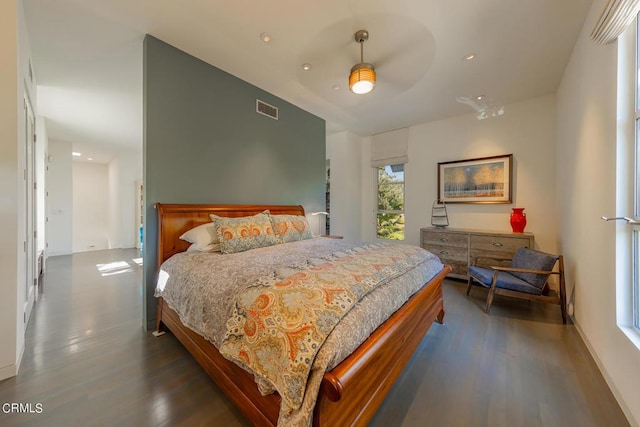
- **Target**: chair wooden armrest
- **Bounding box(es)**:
[490,266,558,275]
[471,256,512,266]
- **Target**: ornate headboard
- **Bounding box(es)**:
[154,203,306,266]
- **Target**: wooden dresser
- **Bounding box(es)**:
[420,227,535,279]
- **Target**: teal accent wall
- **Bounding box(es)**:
[143,35,326,329]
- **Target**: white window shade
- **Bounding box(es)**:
[591,0,640,44]
[371,127,409,168]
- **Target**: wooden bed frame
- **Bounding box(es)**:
[154,203,451,426]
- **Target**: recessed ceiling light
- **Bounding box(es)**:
[260,32,271,43]
[72,152,81,157]
[88,158,93,161]
[302,63,312,71]
[462,53,476,61]
[476,95,485,101]
[332,84,340,91]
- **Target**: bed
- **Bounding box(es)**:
[153,203,451,426]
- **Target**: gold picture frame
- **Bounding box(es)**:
[437,154,513,204]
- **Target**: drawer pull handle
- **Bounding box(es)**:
[439,250,449,255]
[439,238,449,242]
[492,242,504,247]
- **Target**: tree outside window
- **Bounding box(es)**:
[377,164,405,240]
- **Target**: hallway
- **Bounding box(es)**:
[0,249,246,427]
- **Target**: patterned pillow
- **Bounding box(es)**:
[210,211,280,254]
[271,214,314,243]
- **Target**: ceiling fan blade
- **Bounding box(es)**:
[372,36,422,69]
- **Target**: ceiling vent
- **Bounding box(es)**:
[256,99,278,120]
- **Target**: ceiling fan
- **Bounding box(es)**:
[456,96,505,120]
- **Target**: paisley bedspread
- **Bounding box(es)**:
[155,238,444,426]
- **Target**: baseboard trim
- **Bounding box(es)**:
[47,250,72,257]
[16,341,24,374]
[0,363,17,381]
[573,317,639,427]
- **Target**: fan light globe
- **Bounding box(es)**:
[349,63,376,94]
[351,80,374,94]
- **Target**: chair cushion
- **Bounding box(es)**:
[468,266,543,295]
[510,248,558,290]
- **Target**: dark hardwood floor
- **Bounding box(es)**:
[0,249,629,426]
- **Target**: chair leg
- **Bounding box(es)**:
[559,256,567,324]
[485,271,499,313]
[485,288,496,313]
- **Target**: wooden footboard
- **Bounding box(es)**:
[314,266,449,426]
[156,265,450,426]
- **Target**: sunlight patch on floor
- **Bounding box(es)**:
[96,261,133,276]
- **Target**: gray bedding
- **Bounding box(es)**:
[155,237,444,426]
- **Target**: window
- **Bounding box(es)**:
[634,17,640,329]
[376,164,405,240]
[612,11,640,345]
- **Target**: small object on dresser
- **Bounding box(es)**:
[510,207,527,233]
[431,200,449,228]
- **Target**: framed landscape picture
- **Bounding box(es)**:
[437,154,512,204]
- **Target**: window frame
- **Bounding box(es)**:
[375,164,405,241]
[633,16,640,330]
[612,13,640,347]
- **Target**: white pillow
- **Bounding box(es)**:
[179,222,221,252]
[186,243,221,253]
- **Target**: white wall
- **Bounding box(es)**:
[120,150,142,248]
[326,131,363,241]
[46,146,142,253]
[108,156,121,248]
[15,0,35,377]
[47,139,73,256]
[73,161,109,252]
[47,145,141,254]
[556,0,640,424]
[108,150,142,249]
[0,0,20,381]
[359,95,558,252]
[0,0,40,380]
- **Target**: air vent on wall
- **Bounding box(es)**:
[256,99,278,120]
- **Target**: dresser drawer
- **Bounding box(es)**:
[422,231,468,248]
[420,227,534,280]
[425,245,467,263]
[470,235,531,253]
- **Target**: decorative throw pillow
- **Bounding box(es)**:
[179,221,221,252]
[271,214,314,243]
[210,211,280,254]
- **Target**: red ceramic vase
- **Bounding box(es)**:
[510,208,527,233]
